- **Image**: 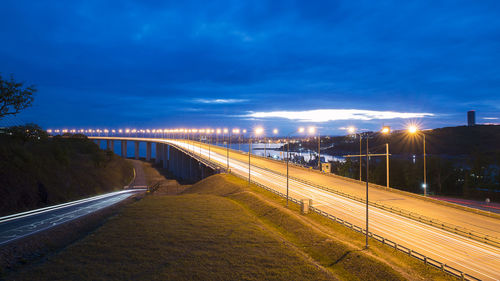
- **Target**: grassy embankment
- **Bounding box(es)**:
[0,135,133,216]
[8,163,453,281]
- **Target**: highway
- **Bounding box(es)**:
[0,189,145,246]
[86,136,500,280]
[162,138,499,280]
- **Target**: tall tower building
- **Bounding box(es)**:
[467,110,476,126]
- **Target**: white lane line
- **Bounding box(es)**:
[0,189,142,224]
[0,193,135,246]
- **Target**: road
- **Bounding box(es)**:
[430,196,500,214]
[90,137,500,280]
[0,161,147,246]
[0,189,144,246]
[169,138,500,280]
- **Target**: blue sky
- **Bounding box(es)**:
[1,0,499,135]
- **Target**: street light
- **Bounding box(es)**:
[285,127,309,207]
[381,126,391,189]
[308,126,321,170]
[344,126,391,249]
[408,125,427,196]
[347,126,363,181]
[270,129,279,158]
[216,129,221,146]
[224,128,240,171]
[248,127,264,184]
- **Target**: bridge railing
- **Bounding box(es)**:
[97,137,500,247]
[166,141,227,173]
[228,171,482,281]
[168,139,500,248]
[196,139,500,220]
[243,164,500,249]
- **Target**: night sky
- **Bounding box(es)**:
[1,0,500,135]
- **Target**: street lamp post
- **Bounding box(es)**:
[286,127,308,207]
[318,132,321,170]
[224,128,229,171]
[408,125,427,196]
[348,127,363,181]
[307,127,319,170]
[423,133,426,195]
[264,135,267,158]
[248,128,264,184]
[365,136,369,248]
[345,126,390,248]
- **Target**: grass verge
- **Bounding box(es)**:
[183,174,455,281]
[8,173,455,280]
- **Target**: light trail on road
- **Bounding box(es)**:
[167,139,500,280]
[0,189,145,246]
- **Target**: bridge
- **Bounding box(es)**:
[90,136,500,281]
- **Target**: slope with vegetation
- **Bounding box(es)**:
[0,124,133,216]
[7,169,453,280]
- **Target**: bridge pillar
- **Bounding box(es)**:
[135,141,140,160]
[96,139,101,148]
[146,142,152,161]
[182,152,188,180]
[121,140,127,158]
[155,143,161,164]
[106,140,111,150]
[169,147,175,174]
[189,158,193,180]
[110,140,114,153]
[174,148,180,175]
[162,144,168,169]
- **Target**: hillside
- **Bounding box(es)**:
[316,125,500,156]
[6,172,453,280]
[0,128,133,216]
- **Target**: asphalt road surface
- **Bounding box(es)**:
[0,189,145,246]
[176,139,500,280]
[91,137,500,280]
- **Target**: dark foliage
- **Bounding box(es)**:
[293,125,500,201]
[0,125,133,216]
[0,74,36,118]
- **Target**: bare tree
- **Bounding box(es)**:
[0,74,36,119]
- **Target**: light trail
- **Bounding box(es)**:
[168,139,500,281]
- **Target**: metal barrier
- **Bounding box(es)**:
[229,171,482,281]
[250,165,500,248]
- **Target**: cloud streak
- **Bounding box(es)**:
[246,109,434,122]
[194,98,249,104]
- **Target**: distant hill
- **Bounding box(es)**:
[315,125,500,157]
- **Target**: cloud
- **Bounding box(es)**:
[194,98,249,104]
[246,109,434,122]
[483,117,499,120]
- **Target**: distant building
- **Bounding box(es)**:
[467,110,476,126]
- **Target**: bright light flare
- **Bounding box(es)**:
[408,125,419,134]
[381,126,390,134]
[298,127,305,133]
[273,129,278,134]
[255,127,264,135]
[308,126,316,134]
